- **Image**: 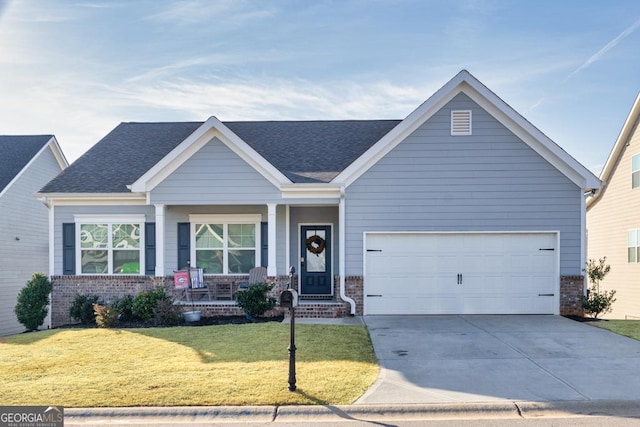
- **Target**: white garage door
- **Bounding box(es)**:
[364,233,559,315]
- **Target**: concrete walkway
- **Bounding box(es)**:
[357,315,640,404]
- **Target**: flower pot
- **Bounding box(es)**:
[183,310,202,323]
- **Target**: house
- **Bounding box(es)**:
[0,135,67,335]
[38,70,600,327]
[587,92,640,319]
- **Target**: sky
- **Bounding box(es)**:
[0,0,639,175]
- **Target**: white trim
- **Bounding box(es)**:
[281,183,341,199]
[188,214,261,223]
[298,223,334,297]
[285,205,291,275]
[74,214,147,223]
[75,220,146,275]
[130,117,290,193]
[189,215,261,275]
[362,230,561,315]
[335,70,600,191]
[36,193,147,206]
[155,204,165,277]
[267,204,277,276]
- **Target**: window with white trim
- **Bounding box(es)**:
[632,154,640,189]
[190,215,260,274]
[75,215,146,274]
[628,229,640,263]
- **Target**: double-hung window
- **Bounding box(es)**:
[75,215,145,274]
[633,154,640,189]
[628,229,640,263]
[189,215,260,274]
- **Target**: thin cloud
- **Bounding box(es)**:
[566,16,640,80]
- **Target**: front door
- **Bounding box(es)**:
[300,225,332,296]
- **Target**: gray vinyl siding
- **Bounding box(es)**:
[150,137,282,205]
[53,205,155,275]
[289,207,340,275]
[345,93,582,276]
[0,147,63,335]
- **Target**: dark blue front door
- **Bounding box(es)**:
[300,225,332,295]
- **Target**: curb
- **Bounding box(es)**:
[64,400,640,424]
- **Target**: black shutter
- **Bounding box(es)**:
[177,222,190,270]
[261,221,268,268]
[62,223,75,275]
[145,223,156,275]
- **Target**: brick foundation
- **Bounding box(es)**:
[560,275,585,316]
[50,274,583,326]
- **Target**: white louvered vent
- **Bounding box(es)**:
[451,110,472,135]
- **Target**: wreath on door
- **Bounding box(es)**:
[306,235,326,255]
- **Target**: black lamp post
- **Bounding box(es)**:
[287,266,296,391]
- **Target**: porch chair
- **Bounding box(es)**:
[235,266,268,295]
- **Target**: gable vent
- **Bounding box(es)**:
[451,110,472,135]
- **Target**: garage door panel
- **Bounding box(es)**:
[365,233,558,315]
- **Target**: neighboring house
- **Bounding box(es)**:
[0,136,68,335]
[587,92,640,319]
[38,70,600,327]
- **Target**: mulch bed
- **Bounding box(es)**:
[58,315,285,330]
[562,315,605,323]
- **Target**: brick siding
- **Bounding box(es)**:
[560,275,585,316]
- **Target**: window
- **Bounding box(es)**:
[190,215,260,274]
[633,154,640,189]
[75,215,145,274]
[629,229,640,263]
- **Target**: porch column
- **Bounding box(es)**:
[155,204,165,277]
[267,203,277,276]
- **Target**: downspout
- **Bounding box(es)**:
[39,196,54,330]
[339,186,356,315]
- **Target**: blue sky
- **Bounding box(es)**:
[1,0,639,174]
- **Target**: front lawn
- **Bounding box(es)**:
[0,323,378,407]
[592,320,640,341]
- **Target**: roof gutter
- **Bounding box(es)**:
[339,186,356,315]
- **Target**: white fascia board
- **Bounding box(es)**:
[460,81,601,191]
[1,136,68,199]
[336,69,601,191]
[34,192,147,206]
[130,117,290,193]
[281,183,342,199]
[335,71,468,187]
[587,92,640,209]
[47,136,70,170]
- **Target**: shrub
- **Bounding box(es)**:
[112,295,135,322]
[132,287,169,321]
[14,273,53,331]
[93,303,119,328]
[235,282,276,319]
[69,294,101,324]
[153,299,183,326]
[581,257,616,319]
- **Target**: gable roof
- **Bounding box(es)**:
[0,135,65,194]
[335,70,602,191]
[587,91,640,208]
[40,119,400,193]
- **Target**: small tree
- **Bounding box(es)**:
[582,257,616,319]
[235,282,276,320]
[14,273,53,331]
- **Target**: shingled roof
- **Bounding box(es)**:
[0,135,53,192]
[40,119,400,193]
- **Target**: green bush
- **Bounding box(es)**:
[14,273,53,331]
[132,287,169,321]
[93,303,119,328]
[69,294,101,324]
[112,295,135,322]
[153,299,183,326]
[235,282,276,319]
[581,257,616,319]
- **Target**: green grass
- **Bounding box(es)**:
[592,320,640,341]
[0,324,378,407]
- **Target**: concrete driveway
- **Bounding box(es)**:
[356,315,640,404]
